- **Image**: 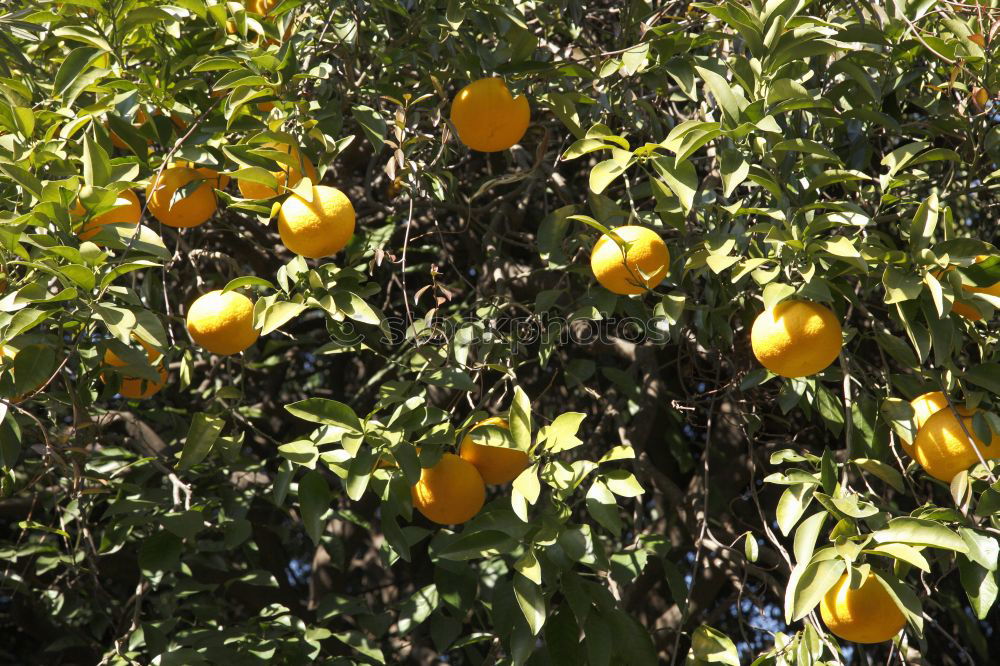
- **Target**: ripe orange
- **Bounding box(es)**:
[459,417,529,485]
[820,572,906,643]
[277,185,355,258]
[411,453,486,524]
[949,256,1000,321]
[75,189,142,242]
[450,77,530,152]
[237,143,317,199]
[750,300,842,378]
[186,290,260,356]
[900,391,948,457]
[102,337,167,399]
[146,166,218,228]
[589,226,670,295]
[911,406,1000,481]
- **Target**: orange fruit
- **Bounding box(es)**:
[450,77,530,152]
[750,300,842,378]
[820,572,906,644]
[75,189,142,242]
[411,453,486,524]
[237,143,317,199]
[900,391,948,457]
[590,226,670,295]
[186,290,260,356]
[276,185,355,258]
[459,417,529,485]
[911,407,1000,481]
[146,166,218,228]
[949,256,1000,321]
[102,337,167,400]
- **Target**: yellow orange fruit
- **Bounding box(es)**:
[900,391,948,456]
[590,226,670,295]
[186,290,259,355]
[410,453,486,524]
[75,189,142,242]
[820,572,906,644]
[277,185,355,258]
[146,167,218,228]
[911,406,1000,481]
[750,300,842,378]
[459,417,529,485]
[237,143,317,199]
[450,77,530,152]
[953,267,1000,322]
[103,337,167,399]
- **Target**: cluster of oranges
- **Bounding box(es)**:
[410,417,530,525]
[78,68,1000,647]
[446,78,953,647]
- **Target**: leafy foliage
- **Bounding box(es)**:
[0,0,999,664]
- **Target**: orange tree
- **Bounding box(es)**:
[1,0,999,664]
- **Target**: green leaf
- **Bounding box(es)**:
[772,138,840,162]
[872,517,970,553]
[793,511,827,565]
[964,363,1000,395]
[510,386,532,452]
[854,458,905,493]
[604,470,644,497]
[909,193,939,250]
[278,440,319,468]
[285,398,363,432]
[513,575,546,636]
[177,413,224,471]
[53,46,105,100]
[82,132,111,188]
[694,65,746,125]
[585,480,622,535]
[720,148,749,198]
[786,558,845,622]
[513,465,540,506]
[542,411,586,453]
[958,556,998,619]
[864,543,930,572]
[883,267,923,303]
[776,483,814,536]
[688,625,739,665]
[650,156,697,213]
[352,105,388,149]
[959,528,999,571]
[873,571,923,633]
[589,155,630,194]
[139,531,182,575]
[223,276,275,293]
[336,291,382,326]
[299,470,331,545]
[261,300,307,335]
